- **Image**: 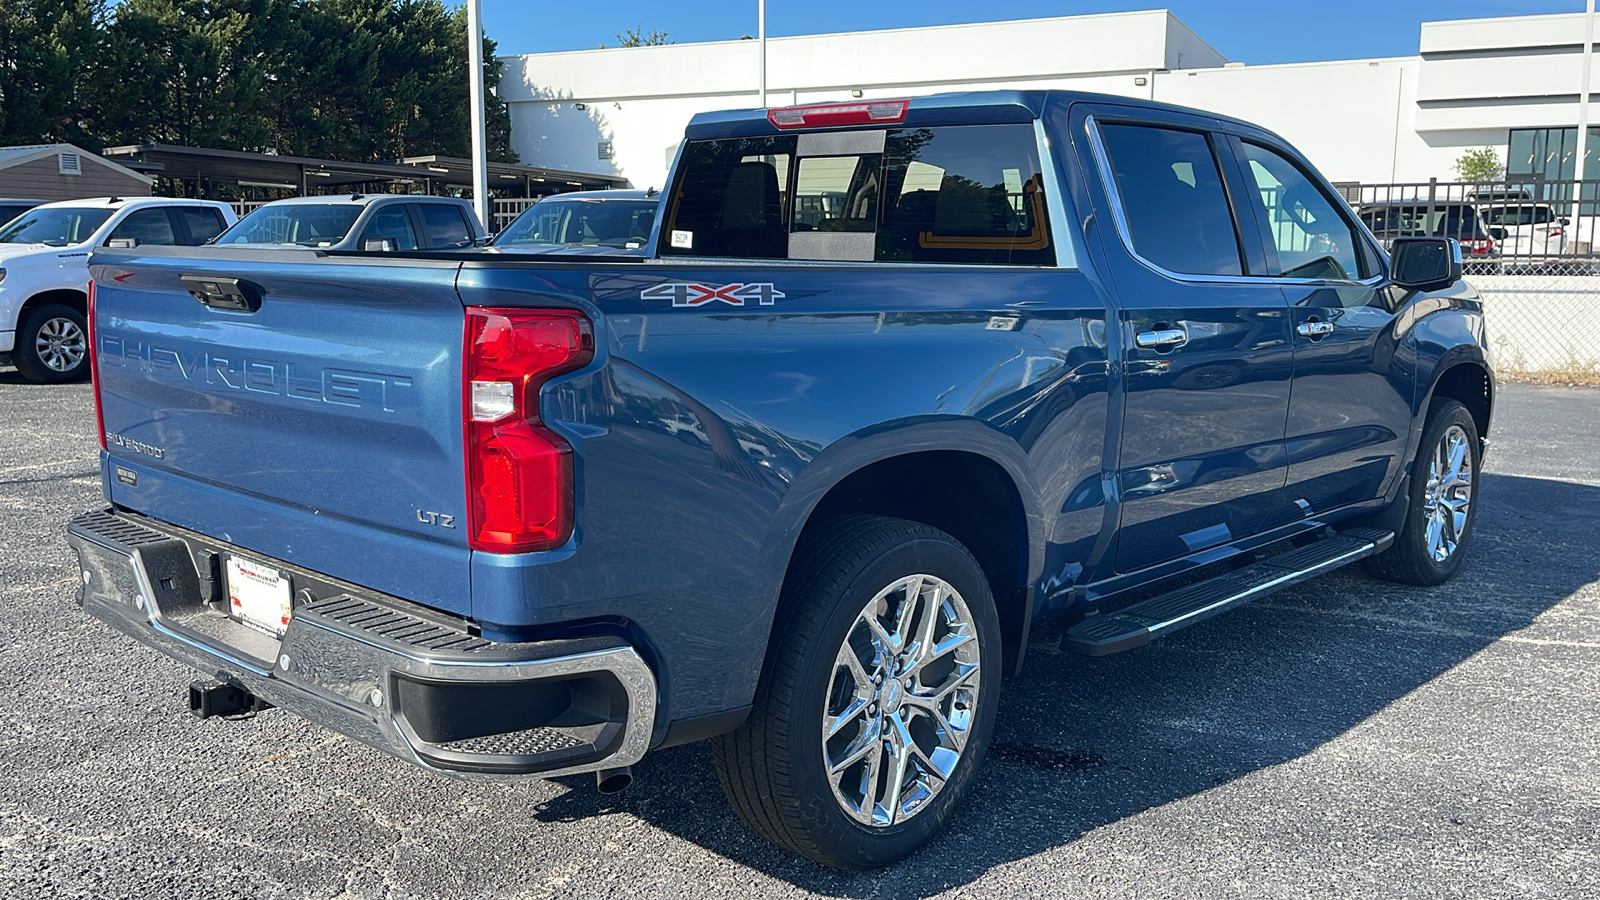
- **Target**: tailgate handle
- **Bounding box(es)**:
[181,275,262,313]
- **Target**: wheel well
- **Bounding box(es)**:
[1431,363,1492,439]
[19,289,88,324]
[789,451,1030,673]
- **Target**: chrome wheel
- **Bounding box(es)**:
[823,574,980,828]
[34,316,86,372]
[1422,423,1473,563]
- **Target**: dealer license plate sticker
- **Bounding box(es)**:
[226,556,292,638]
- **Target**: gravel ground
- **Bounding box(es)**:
[0,373,1595,899]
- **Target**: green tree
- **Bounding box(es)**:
[0,0,104,146]
[1453,147,1504,183]
[602,26,671,48]
[75,0,518,164]
[85,0,279,151]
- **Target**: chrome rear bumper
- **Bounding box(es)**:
[66,508,657,780]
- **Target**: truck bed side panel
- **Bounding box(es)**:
[456,261,1109,720]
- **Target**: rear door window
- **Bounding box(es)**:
[1095,123,1243,277]
[360,206,418,251]
[415,203,474,248]
[108,208,178,246]
[175,206,227,244]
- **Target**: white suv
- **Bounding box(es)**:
[1478,202,1570,261]
[0,196,236,382]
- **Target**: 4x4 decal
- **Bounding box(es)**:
[640,282,786,308]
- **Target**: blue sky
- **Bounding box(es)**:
[482,1,1586,64]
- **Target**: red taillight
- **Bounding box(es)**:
[767,99,909,130]
[88,279,105,451]
[463,308,592,553]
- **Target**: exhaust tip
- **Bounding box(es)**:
[595,765,633,794]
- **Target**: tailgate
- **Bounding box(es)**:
[89,249,472,615]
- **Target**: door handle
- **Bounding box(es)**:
[1297,320,1335,338]
[1135,326,1188,350]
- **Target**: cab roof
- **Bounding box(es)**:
[534,189,659,202]
[682,89,1263,141]
[34,196,233,210]
[246,194,472,208]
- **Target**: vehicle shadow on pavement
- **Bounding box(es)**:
[532,472,1598,896]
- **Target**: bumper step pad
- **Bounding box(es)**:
[1063,528,1393,656]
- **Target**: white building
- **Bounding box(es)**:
[499,9,1600,194]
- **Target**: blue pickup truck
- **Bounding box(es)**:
[68,91,1491,868]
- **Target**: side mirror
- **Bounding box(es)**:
[106,237,139,249]
[1390,237,1462,292]
[1560,217,1571,226]
[1488,227,1506,241]
[362,238,395,252]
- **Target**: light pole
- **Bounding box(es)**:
[758,0,767,108]
[1570,0,1597,240]
[467,0,490,232]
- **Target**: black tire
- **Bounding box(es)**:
[712,515,1001,869]
[1366,398,1481,586]
[13,302,89,383]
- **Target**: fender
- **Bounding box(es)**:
[749,416,1046,670]
[1404,285,1494,467]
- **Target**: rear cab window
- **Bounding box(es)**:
[360,206,418,251]
[175,206,227,244]
[109,208,177,246]
[660,123,1055,266]
[415,203,475,249]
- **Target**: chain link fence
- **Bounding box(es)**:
[1341,179,1600,382]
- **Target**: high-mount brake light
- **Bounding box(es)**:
[463,308,593,553]
[767,99,909,130]
[88,279,105,451]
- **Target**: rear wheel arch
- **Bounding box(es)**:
[770,448,1036,678]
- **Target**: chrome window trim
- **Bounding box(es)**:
[1083,114,1384,290]
[640,255,1059,272]
[1034,118,1079,270]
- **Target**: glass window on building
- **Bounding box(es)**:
[1507,127,1600,181]
[1506,127,1600,213]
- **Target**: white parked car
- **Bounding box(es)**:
[0,196,236,382]
[1478,202,1569,260]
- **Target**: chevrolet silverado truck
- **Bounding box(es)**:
[67,91,1491,869]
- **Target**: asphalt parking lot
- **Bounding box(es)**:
[0,373,1595,899]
